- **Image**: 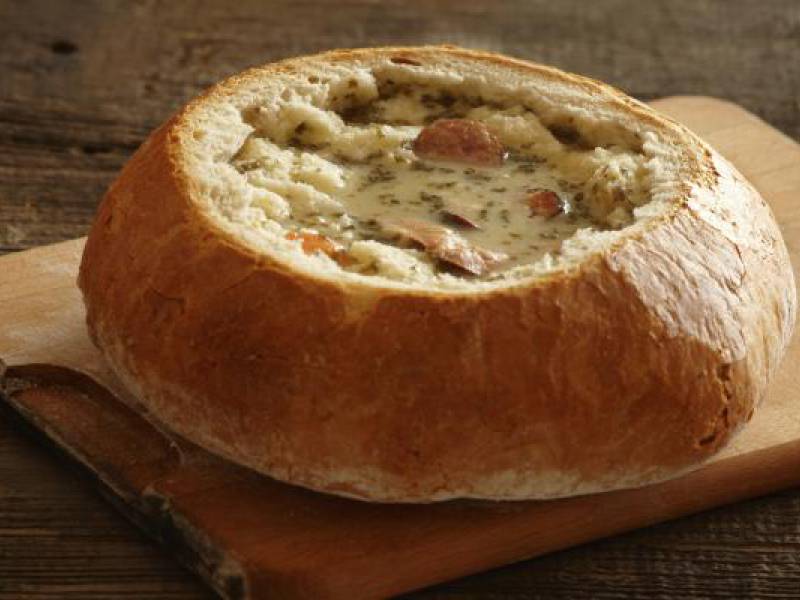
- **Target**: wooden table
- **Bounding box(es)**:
[1,1,799,597]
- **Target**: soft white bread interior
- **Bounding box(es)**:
[177,48,676,288]
[78,46,796,502]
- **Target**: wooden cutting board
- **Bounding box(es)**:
[1,96,799,600]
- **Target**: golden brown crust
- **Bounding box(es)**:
[78,46,796,501]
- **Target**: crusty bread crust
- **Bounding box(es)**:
[78,46,796,502]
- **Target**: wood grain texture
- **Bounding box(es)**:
[1,1,799,598]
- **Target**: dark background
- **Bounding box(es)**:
[1,1,799,598]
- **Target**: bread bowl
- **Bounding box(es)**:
[78,46,796,502]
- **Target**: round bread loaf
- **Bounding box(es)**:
[78,46,796,502]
